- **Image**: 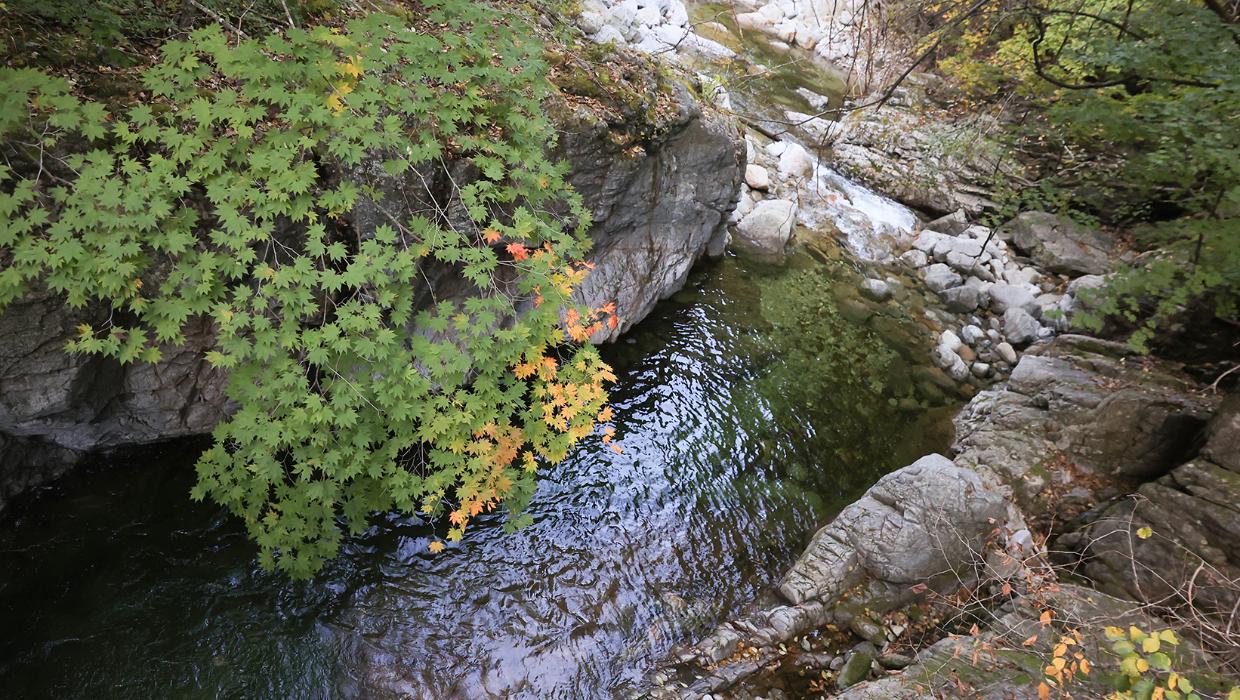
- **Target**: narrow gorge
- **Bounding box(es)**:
[1,1,1237,699]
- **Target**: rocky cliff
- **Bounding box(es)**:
[0,59,743,513]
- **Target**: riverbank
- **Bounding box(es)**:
[634,7,1240,696]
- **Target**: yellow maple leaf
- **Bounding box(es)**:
[428,540,445,553]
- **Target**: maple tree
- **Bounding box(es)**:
[0,1,619,577]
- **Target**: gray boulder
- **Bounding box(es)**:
[987,283,1041,316]
[779,454,1010,607]
[932,345,970,381]
[1002,307,1041,346]
[923,264,963,293]
[735,199,797,256]
[997,211,1114,276]
[953,335,1216,509]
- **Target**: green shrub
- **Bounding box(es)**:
[0,2,616,577]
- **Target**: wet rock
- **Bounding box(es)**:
[898,249,928,268]
[997,211,1114,276]
[859,278,892,302]
[795,652,836,670]
[735,199,797,256]
[849,616,888,645]
[878,652,915,670]
[837,643,878,689]
[1002,308,1041,346]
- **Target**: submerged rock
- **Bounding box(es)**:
[859,278,892,302]
[837,642,877,689]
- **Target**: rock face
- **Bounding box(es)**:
[0,291,232,512]
[779,454,1010,607]
[997,211,1114,276]
[838,584,1221,699]
[1057,394,1240,625]
[829,77,1024,216]
[0,79,743,512]
[953,335,1216,510]
[559,81,744,340]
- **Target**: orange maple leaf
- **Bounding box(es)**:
[483,228,502,244]
[506,243,529,261]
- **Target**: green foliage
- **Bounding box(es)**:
[934,0,1240,350]
[1100,625,1225,700]
[0,0,339,74]
[0,2,616,577]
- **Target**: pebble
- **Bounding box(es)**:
[996,341,1018,364]
[961,324,985,346]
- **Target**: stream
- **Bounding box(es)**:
[0,251,958,699]
[1,14,965,700]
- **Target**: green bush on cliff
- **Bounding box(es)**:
[0,2,617,577]
[930,0,1239,350]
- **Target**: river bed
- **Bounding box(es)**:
[0,247,958,699]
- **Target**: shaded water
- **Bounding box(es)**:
[0,252,955,699]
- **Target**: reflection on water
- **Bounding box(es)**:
[0,253,954,699]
